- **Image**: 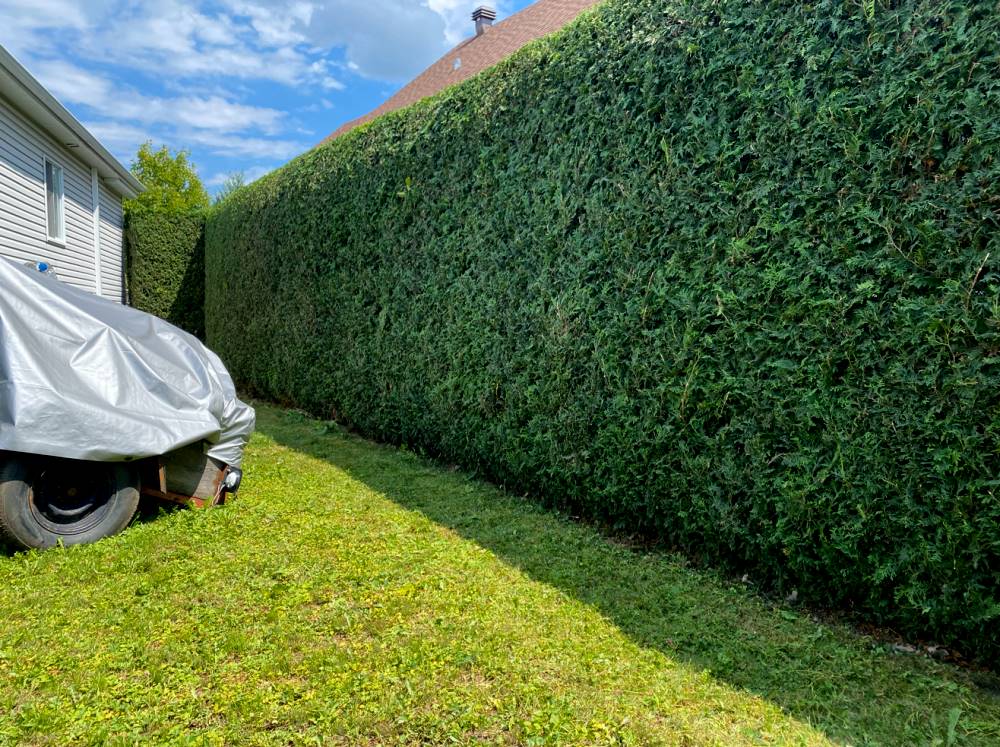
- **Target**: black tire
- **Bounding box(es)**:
[0,454,140,550]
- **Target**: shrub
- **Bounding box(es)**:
[206,0,1000,661]
[125,142,210,214]
[125,209,206,338]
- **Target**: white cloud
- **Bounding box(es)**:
[223,0,314,46]
[302,1,449,82]
[14,0,331,89]
[0,0,505,86]
[181,130,305,160]
[427,0,475,45]
[87,2,315,86]
[81,120,156,164]
[299,98,335,113]
[38,51,308,164]
[167,97,285,135]
[32,61,286,135]
[0,0,90,29]
[206,163,275,187]
[84,117,304,163]
[307,60,346,91]
[428,1,520,45]
[0,0,519,185]
[0,0,92,56]
[29,60,113,109]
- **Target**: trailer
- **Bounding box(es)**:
[0,258,255,549]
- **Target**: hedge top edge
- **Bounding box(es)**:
[206,0,1000,664]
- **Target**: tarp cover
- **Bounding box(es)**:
[0,257,255,466]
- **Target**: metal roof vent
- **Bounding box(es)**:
[472,6,496,36]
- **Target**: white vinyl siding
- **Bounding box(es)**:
[98,183,124,302]
[0,94,125,300]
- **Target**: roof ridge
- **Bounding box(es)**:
[320,0,602,144]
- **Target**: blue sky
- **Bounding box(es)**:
[0,0,533,192]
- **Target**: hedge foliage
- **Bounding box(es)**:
[206,0,1000,661]
[125,209,206,338]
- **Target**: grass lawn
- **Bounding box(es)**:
[0,402,997,745]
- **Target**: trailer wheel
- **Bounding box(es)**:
[0,455,140,550]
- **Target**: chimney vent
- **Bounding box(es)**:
[472,6,496,36]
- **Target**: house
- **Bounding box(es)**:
[0,45,143,302]
[324,0,601,142]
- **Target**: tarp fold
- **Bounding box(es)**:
[0,258,254,466]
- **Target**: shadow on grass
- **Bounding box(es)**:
[257,405,1000,745]
[134,497,184,525]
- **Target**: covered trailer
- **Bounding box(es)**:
[0,257,255,549]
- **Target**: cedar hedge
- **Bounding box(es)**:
[206,0,1000,661]
[125,209,206,338]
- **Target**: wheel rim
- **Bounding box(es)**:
[27,461,116,536]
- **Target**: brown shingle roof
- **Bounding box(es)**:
[322,0,601,143]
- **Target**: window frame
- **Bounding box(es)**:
[43,156,65,245]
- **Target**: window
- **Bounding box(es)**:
[44,159,64,242]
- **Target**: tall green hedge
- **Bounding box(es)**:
[206,0,1000,661]
[125,209,206,338]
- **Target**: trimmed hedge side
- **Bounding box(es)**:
[207,0,1000,660]
[125,209,206,338]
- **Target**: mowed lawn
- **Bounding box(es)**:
[0,404,997,745]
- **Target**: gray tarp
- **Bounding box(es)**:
[0,257,254,466]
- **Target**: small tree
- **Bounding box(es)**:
[125,142,210,214]
[213,171,247,206]
[123,142,209,336]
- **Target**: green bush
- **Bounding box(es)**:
[125,209,206,338]
[206,0,1000,661]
